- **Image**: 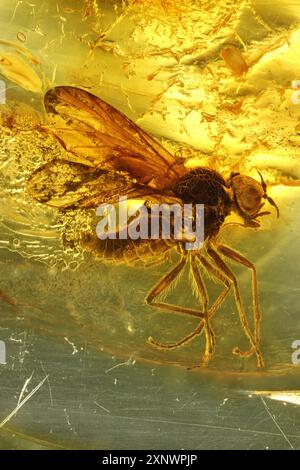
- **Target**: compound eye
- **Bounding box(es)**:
[241,187,261,211]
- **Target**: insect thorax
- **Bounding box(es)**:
[173,168,232,239]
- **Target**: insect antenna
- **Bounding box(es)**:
[257,171,280,218]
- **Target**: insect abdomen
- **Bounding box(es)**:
[83,236,173,266]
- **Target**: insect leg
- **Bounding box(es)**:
[148,257,231,355]
[190,254,215,363]
[197,253,231,321]
[148,321,206,351]
[145,256,205,318]
[206,245,264,368]
[217,244,261,351]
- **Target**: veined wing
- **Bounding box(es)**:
[27,160,134,209]
[44,86,186,191]
[27,160,182,210]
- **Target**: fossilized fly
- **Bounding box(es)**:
[28,86,279,368]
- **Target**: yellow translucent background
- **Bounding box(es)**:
[1,0,300,450]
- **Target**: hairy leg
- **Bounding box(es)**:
[146,256,205,318]
[191,254,215,363]
[148,254,231,360]
[217,244,261,348]
[206,244,264,368]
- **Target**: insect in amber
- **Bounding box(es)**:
[27,86,280,368]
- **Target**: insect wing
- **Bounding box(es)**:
[44,86,186,190]
[27,159,183,210]
[27,160,137,209]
